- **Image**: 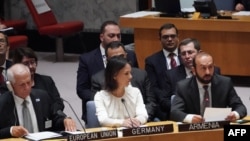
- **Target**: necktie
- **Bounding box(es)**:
[0,67,4,84]
[169,53,177,69]
[22,100,34,133]
[202,85,210,116]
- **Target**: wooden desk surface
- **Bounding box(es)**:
[2,117,250,141]
[119,14,250,76]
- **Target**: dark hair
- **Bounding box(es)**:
[178,38,201,52]
[12,47,38,64]
[0,31,9,46]
[105,56,129,92]
[159,23,178,37]
[193,52,213,68]
[100,20,118,34]
[105,41,126,58]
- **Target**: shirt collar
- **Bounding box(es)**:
[163,48,178,58]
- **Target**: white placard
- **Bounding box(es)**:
[203,107,232,122]
[31,0,51,14]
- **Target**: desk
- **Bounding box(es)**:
[119,15,250,76]
[2,116,250,141]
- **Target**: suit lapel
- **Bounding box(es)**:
[189,77,201,113]
[94,48,105,70]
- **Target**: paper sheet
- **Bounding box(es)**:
[121,11,161,18]
[25,131,62,140]
[31,0,51,14]
[232,11,250,16]
[203,107,232,122]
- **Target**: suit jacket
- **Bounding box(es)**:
[0,60,12,95]
[170,74,247,122]
[157,64,221,116]
[145,50,181,120]
[91,68,157,121]
[77,47,138,122]
[0,89,66,139]
[33,73,64,114]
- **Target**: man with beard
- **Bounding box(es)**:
[145,23,181,120]
[157,38,221,119]
[170,52,247,123]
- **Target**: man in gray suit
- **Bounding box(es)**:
[170,52,247,123]
[91,41,157,121]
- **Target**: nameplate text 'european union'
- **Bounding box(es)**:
[67,130,118,141]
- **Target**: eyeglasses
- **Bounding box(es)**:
[161,34,177,40]
[0,38,6,45]
[22,60,36,67]
[180,50,196,56]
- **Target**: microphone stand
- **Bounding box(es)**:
[61,98,86,133]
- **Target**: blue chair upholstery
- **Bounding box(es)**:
[213,0,235,11]
[86,101,100,128]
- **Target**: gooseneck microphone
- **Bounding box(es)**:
[61,98,86,133]
[121,98,134,128]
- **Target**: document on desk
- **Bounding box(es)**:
[204,107,232,122]
[232,11,250,16]
[24,131,62,140]
[121,11,161,18]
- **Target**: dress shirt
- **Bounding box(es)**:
[0,61,6,81]
[100,45,106,68]
[184,67,193,78]
[163,49,180,70]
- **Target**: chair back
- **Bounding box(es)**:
[213,0,235,11]
[86,101,100,128]
[24,0,57,28]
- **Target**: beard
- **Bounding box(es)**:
[196,73,212,84]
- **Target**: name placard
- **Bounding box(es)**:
[67,130,118,141]
[178,120,230,132]
[122,124,173,137]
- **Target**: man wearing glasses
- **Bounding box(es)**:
[157,38,221,120]
[0,32,12,94]
[145,23,181,121]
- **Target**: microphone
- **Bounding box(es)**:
[61,98,86,133]
[121,98,134,128]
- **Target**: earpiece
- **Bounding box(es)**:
[6,81,13,92]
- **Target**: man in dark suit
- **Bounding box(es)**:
[12,47,64,114]
[0,32,12,94]
[91,41,157,121]
[0,64,76,139]
[145,23,181,120]
[170,52,247,123]
[77,21,138,123]
[158,38,221,119]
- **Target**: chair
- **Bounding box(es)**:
[1,19,27,31]
[24,0,84,61]
[7,35,28,59]
[213,0,235,11]
[86,101,100,128]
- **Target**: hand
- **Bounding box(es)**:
[64,118,76,132]
[225,112,237,122]
[191,115,204,123]
[122,118,141,128]
[235,3,245,11]
[11,126,29,137]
